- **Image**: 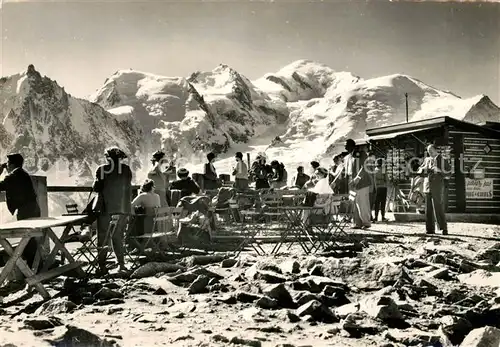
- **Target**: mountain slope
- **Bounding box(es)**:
[188,62,500,177]
[0,65,143,185]
[92,64,289,164]
[90,60,500,182]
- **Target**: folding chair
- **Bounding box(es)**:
[132,207,182,256]
[62,203,98,274]
[232,208,267,256]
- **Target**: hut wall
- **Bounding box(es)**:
[449,129,500,213]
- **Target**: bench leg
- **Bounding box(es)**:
[0,238,50,300]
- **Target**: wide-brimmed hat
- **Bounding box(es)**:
[177,168,189,177]
[315,167,328,177]
[105,147,127,159]
[151,150,166,161]
[256,152,267,161]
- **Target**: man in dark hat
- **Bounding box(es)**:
[0,153,41,271]
[170,168,200,198]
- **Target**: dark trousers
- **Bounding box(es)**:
[234,178,249,190]
[374,187,388,219]
[16,202,42,270]
[425,175,448,233]
[255,179,270,190]
[97,214,128,270]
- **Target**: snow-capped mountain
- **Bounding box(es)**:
[0,65,143,185]
[88,59,500,181]
[90,65,289,166]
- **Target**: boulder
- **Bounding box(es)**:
[253,270,288,284]
[342,312,385,337]
[458,270,500,289]
[295,300,338,323]
[262,283,295,309]
[426,268,451,280]
[188,275,210,294]
[35,298,77,316]
[460,326,500,347]
[48,325,116,347]
[221,258,238,268]
[130,262,185,279]
[236,291,262,303]
[439,315,473,345]
[359,295,403,321]
[94,288,124,301]
[24,316,63,330]
[279,260,300,274]
[255,296,279,309]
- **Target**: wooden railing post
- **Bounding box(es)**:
[31,176,48,217]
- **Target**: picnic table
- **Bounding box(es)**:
[0,215,87,299]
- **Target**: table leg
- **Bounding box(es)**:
[0,238,29,287]
[43,228,84,277]
[0,238,50,299]
[42,225,73,272]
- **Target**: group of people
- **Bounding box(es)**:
[0,139,448,279]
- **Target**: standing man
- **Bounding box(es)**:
[93,147,132,274]
[148,151,170,207]
[232,152,249,190]
[250,154,270,189]
[344,139,371,229]
[0,153,41,272]
[418,144,448,235]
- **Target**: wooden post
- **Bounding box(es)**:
[31,176,48,217]
[31,175,50,257]
[453,134,466,212]
[246,153,251,182]
[405,93,409,123]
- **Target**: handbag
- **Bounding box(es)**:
[82,192,104,221]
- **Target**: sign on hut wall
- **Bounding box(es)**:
[465,178,494,199]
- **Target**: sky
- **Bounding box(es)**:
[0,0,499,104]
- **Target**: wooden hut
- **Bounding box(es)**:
[365,116,500,222]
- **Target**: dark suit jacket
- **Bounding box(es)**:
[0,168,39,215]
[93,160,133,214]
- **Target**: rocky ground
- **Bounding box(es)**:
[1,221,500,347]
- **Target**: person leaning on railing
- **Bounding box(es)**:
[0,153,42,280]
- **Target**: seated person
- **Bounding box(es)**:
[304,161,320,189]
[131,179,162,214]
[129,179,161,243]
[270,160,288,189]
[292,166,310,189]
[303,167,335,225]
[170,168,201,199]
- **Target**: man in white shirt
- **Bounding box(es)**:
[418,144,448,235]
[232,152,249,190]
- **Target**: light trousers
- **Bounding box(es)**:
[354,186,371,227]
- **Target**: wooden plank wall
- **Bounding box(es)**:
[370,130,457,212]
[450,130,500,213]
